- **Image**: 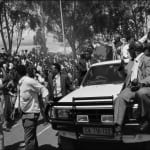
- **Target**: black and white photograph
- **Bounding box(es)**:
[1,0,150,150]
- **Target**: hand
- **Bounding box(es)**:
[131,79,139,87]
[42,96,49,104]
[130,79,139,91]
[131,85,140,91]
[131,81,143,91]
[7,80,14,88]
[47,101,54,106]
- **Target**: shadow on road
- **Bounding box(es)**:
[37,118,50,126]
[79,142,144,150]
[39,144,58,150]
[5,143,58,150]
[4,142,145,150]
[5,141,25,150]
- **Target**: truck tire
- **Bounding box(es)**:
[143,142,150,150]
[58,135,77,150]
[45,104,52,122]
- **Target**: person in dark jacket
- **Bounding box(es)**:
[47,63,73,102]
[114,40,150,138]
[76,53,87,86]
[135,41,150,131]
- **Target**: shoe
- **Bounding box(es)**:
[19,142,25,147]
[140,120,149,132]
[2,123,10,132]
[2,126,10,132]
[43,122,49,126]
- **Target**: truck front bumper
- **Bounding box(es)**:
[58,130,150,143]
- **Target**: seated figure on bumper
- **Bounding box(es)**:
[135,41,150,132]
[114,39,150,137]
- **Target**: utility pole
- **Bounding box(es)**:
[60,0,66,54]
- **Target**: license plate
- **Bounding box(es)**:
[83,127,113,136]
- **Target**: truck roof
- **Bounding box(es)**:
[91,59,129,67]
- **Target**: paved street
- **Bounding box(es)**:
[4,119,58,150]
[3,118,147,150]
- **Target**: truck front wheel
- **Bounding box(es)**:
[58,135,78,150]
[143,141,150,150]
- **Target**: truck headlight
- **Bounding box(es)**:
[101,115,113,124]
[50,107,56,119]
[130,104,139,119]
[77,115,89,122]
[57,109,71,119]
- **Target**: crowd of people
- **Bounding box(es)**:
[1,30,150,149]
[0,45,102,150]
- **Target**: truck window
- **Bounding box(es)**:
[82,64,126,86]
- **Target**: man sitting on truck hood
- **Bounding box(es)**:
[114,40,150,138]
[135,41,150,132]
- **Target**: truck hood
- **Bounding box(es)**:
[60,83,123,102]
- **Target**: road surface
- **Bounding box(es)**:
[4,118,58,150]
[3,118,147,150]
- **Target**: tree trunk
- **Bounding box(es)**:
[3,4,11,53]
[69,40,77,80]
[0,18,7,52]
[39,2,47,54]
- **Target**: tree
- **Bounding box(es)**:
[0,0,40,54]
[32,1,47,54]
[42,0,100,59]
[92,0,150,40]
[26,0,150,57]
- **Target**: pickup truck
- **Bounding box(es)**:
[47,59,150,150]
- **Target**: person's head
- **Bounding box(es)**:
[134,41,144,55]
[114,33,121,44]
[128,41,143,59]
[26,66,36,78]
[9,62,14,70]
[16,65,26,78]
[144,42,150,56]
[121,38,127,44]
[147,31,150,43]
[128,41,136,60]
[85,51,91,60]
[80,53,86,59]
[142,32,150,54]
[52,63,61,76]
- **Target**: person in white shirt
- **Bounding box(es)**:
[15,65,49,150]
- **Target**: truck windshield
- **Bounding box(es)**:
[82,63,126,86]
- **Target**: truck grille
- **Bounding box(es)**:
[77,110,113,123]
[89,114,101,123]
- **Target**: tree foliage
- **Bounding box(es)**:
[0,0,40,54]
[42,0,98,58]
[41,0,150,56]
[92,0,150,40]
[1,0,150,56]
[32,1,48,54]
